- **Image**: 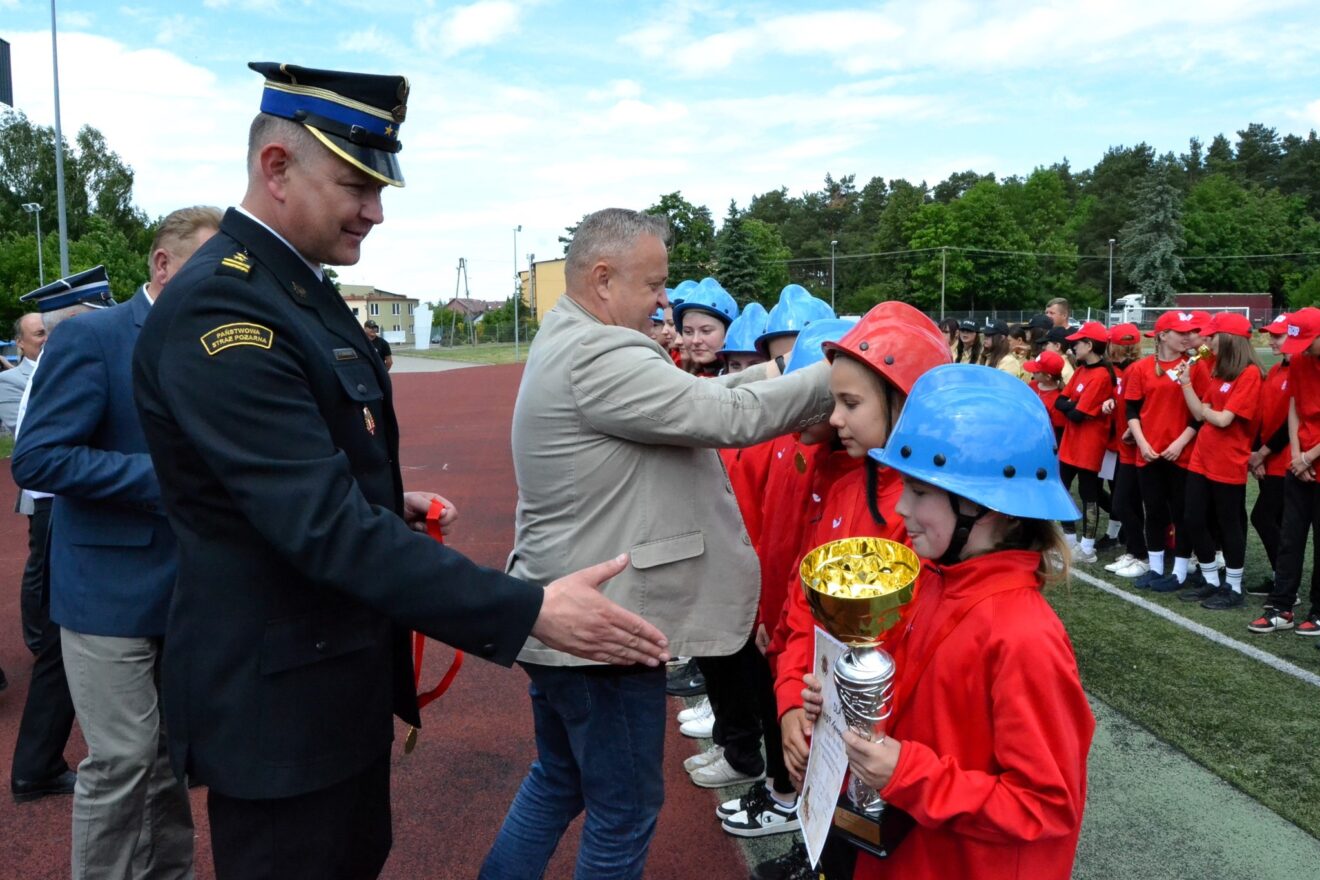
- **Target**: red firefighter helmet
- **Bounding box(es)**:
[822,301,952,393]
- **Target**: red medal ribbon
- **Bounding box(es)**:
[414,498,464,708]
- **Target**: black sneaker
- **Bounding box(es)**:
[1148,573,1184,593]
[1201,588,1245,610]
[721,786,800,838]
[717,785,759,819]
[1095,535,1121,552]
[751,841,814,880]
[1177,581,1219,603]
[666,659,706,696]
[1246,578,1274,597]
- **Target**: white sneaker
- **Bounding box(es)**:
[1105,553,1135,573]
[1115,559,1150,578]
[683,744,724,773]
[1072,546,1098,564]
[677,698,711,725]
[680,713,715,738]
[689,755,765,789]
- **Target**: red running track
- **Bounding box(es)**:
[0,363,747,879]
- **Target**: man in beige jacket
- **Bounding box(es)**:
[481,208,833,880]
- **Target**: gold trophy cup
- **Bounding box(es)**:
[800,537,921,858]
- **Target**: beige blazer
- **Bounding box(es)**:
[510,295,833,666]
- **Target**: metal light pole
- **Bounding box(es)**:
[50,0,70,275]
[940,246,947,320]
[512,225,522,361]
[22,203,44,286]
[830,240,838,311]
[1107,238,1116,324]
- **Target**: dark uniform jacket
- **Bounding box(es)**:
[132,209,542,800]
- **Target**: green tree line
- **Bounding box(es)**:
[618,123,1320,315]
[1,110,158,328]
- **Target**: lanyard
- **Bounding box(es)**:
[404,498,466,754]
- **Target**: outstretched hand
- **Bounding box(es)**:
[532,554,671,666]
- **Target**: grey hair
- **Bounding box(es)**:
[565,208,670,278]
[11,314,34,341]
[42,304,92,334]
[246,113,320,174]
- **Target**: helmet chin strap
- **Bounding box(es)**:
[939,494,989,566]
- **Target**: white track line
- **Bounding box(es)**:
[1071,568,1320,689]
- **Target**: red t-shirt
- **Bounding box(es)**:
[1111,363,1139,464]
[1057,362,1114,472]
[1259,361,1291,478]
[854,551,1094,880]
[771,464,907,719]
[1124,354,1199,468]
[1030,382,1066,433]
[1292,352,1320,454]
[1187,367,1262,485]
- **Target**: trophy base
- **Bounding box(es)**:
[831,794,914,859]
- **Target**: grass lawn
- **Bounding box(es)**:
[400,343,523,365]
[0,434,12,458]
[1058,470,1320,838]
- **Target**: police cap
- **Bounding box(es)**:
[20,265,115,312]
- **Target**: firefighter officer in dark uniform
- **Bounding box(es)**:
[131,62,670,880]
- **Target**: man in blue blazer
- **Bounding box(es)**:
[12,207,220,879]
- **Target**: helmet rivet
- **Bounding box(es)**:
[884,355,895,365]
[900,445,912,458]
[1036,468,1047,480]
[933,453,946,467]
[859,341,869,351]
[1003,465,1016,478]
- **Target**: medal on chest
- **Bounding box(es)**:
[363,406,377,436]
[794,451,807,473]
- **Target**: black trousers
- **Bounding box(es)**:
[209,752,393,880]
[1184,474,1247,570]
[698,636,789,788]
[1138,460,1193,557]
[1251,475,1286,570]
[10,504,74,784]
[20,498,52,654]
[1113,461,1148,558]
[1267,473,1320,616]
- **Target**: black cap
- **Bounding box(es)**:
[1045,326,1072,344]
[1027,314,1053,331]
[958,319,978,332]
[20,265,115,312]
[250,62,408,187]
[364,319,379,329]
[983,319,1008,336]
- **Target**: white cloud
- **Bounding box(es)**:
[337,25,407,57]
[60,10,94,28]
[154,14,198,45]
[415,1,520,56]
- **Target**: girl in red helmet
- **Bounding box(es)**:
[771,303,952,795]
[1103,324,1149,578]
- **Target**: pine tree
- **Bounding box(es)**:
[716,200,761,302]
[1119,159,1186,306]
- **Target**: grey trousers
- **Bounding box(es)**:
[62,630,194,880]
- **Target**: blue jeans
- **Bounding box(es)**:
[479,662,666,880]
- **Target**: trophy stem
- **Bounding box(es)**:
[833,645,896,817]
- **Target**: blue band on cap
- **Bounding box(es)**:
[260,87,397,144]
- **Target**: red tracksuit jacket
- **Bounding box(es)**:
[856,550,1094,880]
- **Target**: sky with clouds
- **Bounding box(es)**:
[3,0,1318,303]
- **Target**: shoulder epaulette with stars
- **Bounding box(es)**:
[217,250,252,279]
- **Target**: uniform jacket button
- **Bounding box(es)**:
[314,639,328,653]
[741,532,751,545]
[357,383,367,393]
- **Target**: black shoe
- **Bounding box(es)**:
[666,659,706,697]
[1177,580,1219,602]
[1184,568,1208,589]
[1246,578,1274,597]
[751,841,813,880]
[1095,535,1120,552]
[1201,588,1245,610]
[12,769,76,804]
[1148,573,1184,593]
